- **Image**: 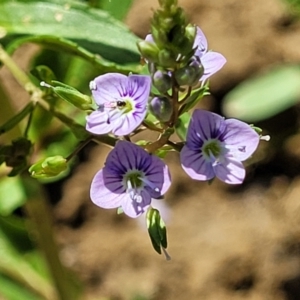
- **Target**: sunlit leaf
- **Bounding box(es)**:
[222,66,300,122]
[0,0,140,64]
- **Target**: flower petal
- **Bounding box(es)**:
[90,169,124,209]
[180,145,215,181]
[122,190,151,218]
[186,109,225,148]
[200,52,226,82]
[214,158,245,184]
[222,119,260,161]
[90,73,129,105]
[193,27,208,56]
[85,111,114,135]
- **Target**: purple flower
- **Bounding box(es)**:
[90,141,171,218]
[180,109,259,184]
[193,27,226,82]
[86,73,151,136]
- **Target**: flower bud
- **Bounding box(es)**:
[158,49,176,68]
[146,207,170,259]
[40,81,93,110]
[149,97,173,122]
[137,40,160,63]
[152,70,172,93]
[29,156,67,178]
[174,58,204,86]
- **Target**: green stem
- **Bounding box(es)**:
[22,176,80,300]
[65,136,93,161]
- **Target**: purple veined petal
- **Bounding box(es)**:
[144,157,171,197]
[90,73,129,105]
[193,26,208,57]
[90,169,125,209]
[222,119,260,161]
[187,109,225,144]
[86,111,114,135]
[180,145,215,181]
[122,190,151,218]
[113,109,147,136]
[214,157,246,184]
[200,52,227,82]
[127,75,152,101]
[107,141,153,174]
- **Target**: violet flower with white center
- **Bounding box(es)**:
[86,73,151,136]
[180,109,259,184]
[193,26,226,82]
[90,141,171,218]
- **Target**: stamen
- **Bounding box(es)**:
[139,177,159,193]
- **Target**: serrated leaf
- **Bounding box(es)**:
[222,66,300,122]
[0,0,140,64]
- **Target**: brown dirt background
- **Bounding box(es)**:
[55,0,300,300]
[2,0,300,299]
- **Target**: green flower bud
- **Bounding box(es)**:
[152,70,172,93]
[174,58,204,86]
[158,49,176,68]
[40,81,93,110]
[29,156,67,178]
[146,207,169,257]
[137,40,160,63]
[149,96,173,122]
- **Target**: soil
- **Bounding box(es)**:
[3,0,300,299]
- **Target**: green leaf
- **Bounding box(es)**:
[179,85,209,114]
[0,274,43,300]
[0,177,26,216]
[222,65,300,122]
[0,218,56,300]
[7,36,141,74]
[175,112,191,141]
[100,0,135,21]
[0,0,140,64]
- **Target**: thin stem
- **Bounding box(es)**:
[167,140,183,152]
[145,128,174,154]
[23,108,34,138]
[65,136,93,162]
[142,120,164,133]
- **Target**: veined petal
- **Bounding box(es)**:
[90,169,124,209]
[222,119,260,161]
[145,157,171,196]
[193,26,208,56]
[90,73,129,105]
[86,111,113,135]
[180,145,215,181]
[187,109,225,146]
[122,189,151,218]
[113,109,147,136]
[200,52,227,82]
[214,158,245,184]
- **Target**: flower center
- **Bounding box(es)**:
[123,170,145,203]
[202,139,222,159]
[123,169,160,203]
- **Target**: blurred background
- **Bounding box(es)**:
[1,0,300,299]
